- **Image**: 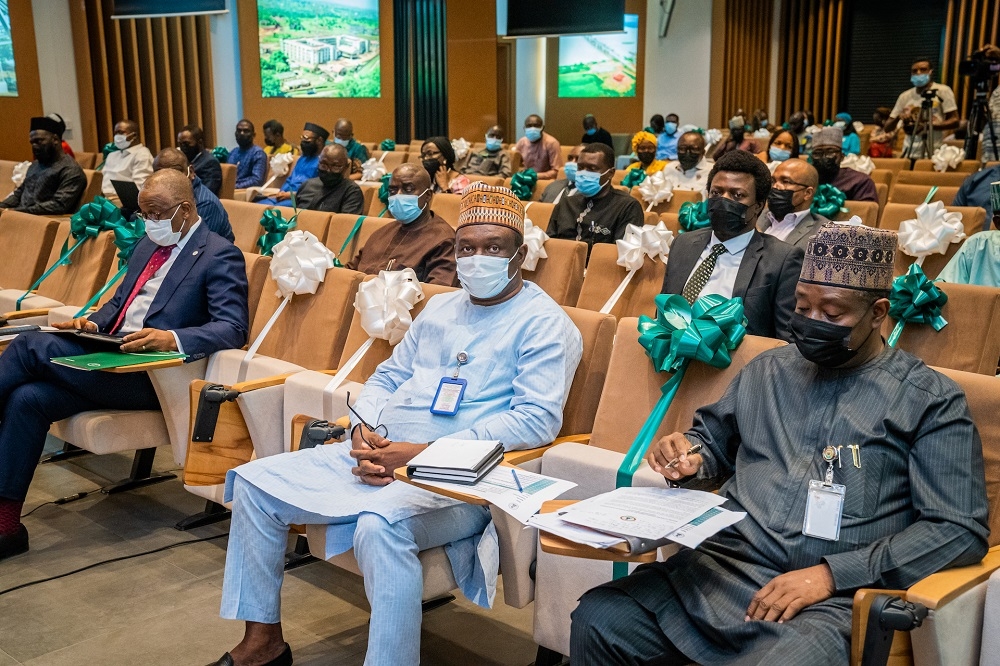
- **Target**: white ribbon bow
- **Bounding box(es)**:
[323,269,425,402]
[11,161,29,187]
[752,128,771,139]
[361,156,388,183]
[931,144,963,172]
[521,204,549,271]
[897,201,966,265]
[251,152,296,195]
[840,154,875,175]
[702,129,722,151]
[600,222,674,314]
[805,124,823,136]
[637,171,674,211]
[241,231,336,371]
[451,137,470,161]
[852,120,865,134]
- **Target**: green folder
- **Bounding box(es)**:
[50,351,187,371]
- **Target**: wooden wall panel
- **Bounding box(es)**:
[775,0,846,124]
[0,0,44,161]
[708,0,772,129]
[446,1,498,142]
[940,0,999,118]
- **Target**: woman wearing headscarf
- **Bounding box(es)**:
[834,112,861,155]
[420,137,470,194]
[625,130,667,175]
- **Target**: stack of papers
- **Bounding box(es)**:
[529,487,745,554]
[407,438,505,485]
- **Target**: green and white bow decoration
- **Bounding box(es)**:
[811,184,848,218]
[600,222,673,314]
[257,208,297,257]
[510,168,537,200]
[379,139,396,151]
[73,215,147,317]
[887,263,948,347]
[451,137,470,161]
[897,201,965,267]
[621,168,647,189]
[361,154,388,183]
[212,146,230,163]
[637,171,673,212]
[678,200,711,233]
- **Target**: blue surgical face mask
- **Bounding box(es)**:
[575,168,610,197]
[585,127,597,136]
[525,127,543,142]
[664,121,678,135]
[911,73,930,88]
[333,137,350,147]
[456,254,515,299]
[769,146,791,162]
[563,161,578,183]
[387,190,428,224]
[485,136,502,151]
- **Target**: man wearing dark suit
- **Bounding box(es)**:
[178,124,223,196]
[661,150,803,341]
[757,159,831,251]
[0,169,249,561]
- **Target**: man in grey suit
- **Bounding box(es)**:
[758,159,831,250]
[572,224,989,665]
[660,150,803,342]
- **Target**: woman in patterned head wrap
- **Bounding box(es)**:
[625,130,667,175]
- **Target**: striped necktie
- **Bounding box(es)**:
[682,243,727,304]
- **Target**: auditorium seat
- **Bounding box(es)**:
[75,169,104,212]
[871,157,910,174]
[218,163,237,200]
[888,184,960,206]
[337,216,396,267]
[532,322,785,657]
[463,175,504,186]
[895,170,970,188]
[879,203,985,278]
[324,213,375,263]
[510,149,523,173]
[272,207,332,245]
[235,156,299,201]
[912,158,981,173]
[0,160,18,199]
[523,201,555,231]
[576,243,664,319]
[370,150,406,173]
[610,169,630,186]
[658,213,681,234]
[221,200,275,253]
[0,211,59,291]
[526,238,587,306]
[300,304,617,611]
[629,187,701,215]
[875,183,889,215]
[835,200,880,227]
[358,183,376,214]
[430,192,462,228]
[501,177,555,202]
[869,168,894,188]
[883,282,1000,375]
[74,152,97,170]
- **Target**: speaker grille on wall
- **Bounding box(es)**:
[112,1,226,19]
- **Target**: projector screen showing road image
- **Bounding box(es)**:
[0,0,17,97]
[257,0,380,98]
[557,13,637,98]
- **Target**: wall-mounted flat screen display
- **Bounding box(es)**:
[557,13,638,98]
[112,1,226,18]
[0,1,17,96]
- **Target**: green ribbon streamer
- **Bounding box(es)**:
[510,168,537,200]
[811,183,848,218]
[257,208,296,257]
[72,217,146,317]
[379,139,396,151]
[212,146,230,163]
[886,263,948,347]
[677,200,711,232]
[923,186,939,205]
[621,168,647,189]
[333,216,366,268]
[611,293,747,579]
[96,141,120,170]
[377,173,391,205]
[17,197,126,310]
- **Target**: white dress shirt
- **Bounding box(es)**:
[664,158,714,191]
[762,209,811,242]
[684,229,753,299]
[101,143,154,195]
[118,220,201,352]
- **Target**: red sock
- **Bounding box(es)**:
[0,498,23,535]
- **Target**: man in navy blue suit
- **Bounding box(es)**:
[0,169,249,560]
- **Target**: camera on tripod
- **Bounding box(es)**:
[960,48,1000,84]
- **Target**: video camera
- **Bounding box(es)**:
[960,48,1000,83]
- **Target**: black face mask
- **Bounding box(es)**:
[179,144,200,162]
[788,312,867,367]
[813,156,840,181]
[767,188,798,219]
[319,170,343,188]
[32,143,58,164]
[707,197,752,237]
[300,141,319,157]
[677,152,701,172]
[637,151,655,166]
[423,159,443,179]
[235,135,254,149]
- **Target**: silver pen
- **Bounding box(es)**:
[664,443,704,470]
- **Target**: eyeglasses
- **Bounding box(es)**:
[136,202,184,223]
[346,391,388,447]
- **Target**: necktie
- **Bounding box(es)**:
[110,244,175,334]
[682,243,727,304]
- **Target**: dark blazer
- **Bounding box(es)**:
[661,229,803,341]
[89,222,250,361]
[191,149,223,195]
[757,209,831,250]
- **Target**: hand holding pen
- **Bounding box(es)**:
[646,433,705,481]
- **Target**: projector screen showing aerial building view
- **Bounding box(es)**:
[257,0,380,98]
[557,14,638,98]
[0,0,18,97]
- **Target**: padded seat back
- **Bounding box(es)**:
[630,188,701,215]
[0,211,59,290]
[895,170,970,187]
[0,161,17,199]
[871,158,910,174]
[222,200,274,253]
[370,150,406,172]
[326,213,371,262]
[243,252,271,324]
[526,238,587,306]
[273,208,331,244]
[74,152,97,169]
[889,184,960,206]
[333,216,396,266]
[77,170,104,212]
[658,213,681,234]
[869,169,894,187]
[36,223,117,305]
[559,306,617,437]
[879,203,985,278]
[430,193,462,228]
[464,175,504,186]
[218,163,237,200]
[576,243,664,319]
[248,266,365,369]
[913,159,981,173]
[835,200,880,227]
[588,319,785,453]
[886,283,1000,375]
[523,201,555,232]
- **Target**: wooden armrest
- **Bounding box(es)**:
[2,308,51,321]
[393,464,494,505]
[552,433,592,445]
[500,434,592,466]
[230,372,297,393]
[103,358,186,373]
[905,544,1000,610]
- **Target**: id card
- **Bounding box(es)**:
[430,377,467,415]
[802,480,845,541]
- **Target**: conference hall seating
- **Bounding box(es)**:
[878,203,985,278]
[629,187,701,215]
[0,211,59,291]
[575,243,663,320]
[912,158,981,173]
[888,184,960,206]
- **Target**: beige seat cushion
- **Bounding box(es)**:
[51,409,169,455]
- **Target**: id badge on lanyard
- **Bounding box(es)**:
[802,445,846,541]
[430,351,469,416]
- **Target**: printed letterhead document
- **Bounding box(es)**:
[557,487,726,540]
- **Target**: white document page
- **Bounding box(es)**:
[558,487,726,540]
[527,511,626,549]
[664,506,746,549]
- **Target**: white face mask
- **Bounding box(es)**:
[456,254,516,299]
[144,204,184,246]
[113,133,131,150]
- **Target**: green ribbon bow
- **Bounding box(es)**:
[621,168,647,189]
[678,200,711,232]
[379,139,396,151]
[18,197,126,310]
[887,263,948,347]
[510,168,537,200]
[610,294,746,578]
[212,146,230,163]
[96,141,120,170]
[73,217,147,317]
[823,119,834,126]
[333,216,366,268]
[376,173,392,217]
[811,183,847,218]
[257,208,296,257]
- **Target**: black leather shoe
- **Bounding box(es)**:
[0,524,28,561]
[208,643,292,666]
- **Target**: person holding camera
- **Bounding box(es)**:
[884,58,959,159]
